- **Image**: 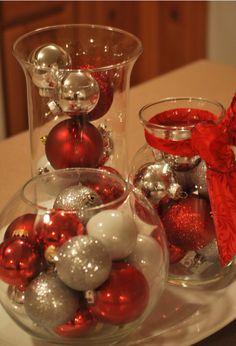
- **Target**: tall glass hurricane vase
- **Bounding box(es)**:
[13,24,142,177]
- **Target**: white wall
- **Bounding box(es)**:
[207,1,236,67]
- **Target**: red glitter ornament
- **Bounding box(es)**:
[161,195,215,252]
[55,308,98,338]
[0,237,42,287]
[77,64,113,121]
[90,262,149,325]
[36,211,85,250]
[4,214,38,243]
[45,118,104,169]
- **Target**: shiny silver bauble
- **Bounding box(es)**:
[58,70,100,114]
[30,43,71,96]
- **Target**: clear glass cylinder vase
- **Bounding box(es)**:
[129,97,236,288]
[13,24,142,177]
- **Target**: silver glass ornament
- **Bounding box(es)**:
[133,161,182,204]
[53,184,103,224]
[58,70,100,115]
[56,235,112,291]
[24,272,79,328]
[30,43,71,96]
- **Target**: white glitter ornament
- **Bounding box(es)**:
[30,43,71,96]
[127,234,164,284]
[24,272,79,328]
[87,210,138,260]
[53,184,103,224]
[56,235,112,291]
[58,70,100,114]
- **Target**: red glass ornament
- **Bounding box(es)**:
[90,262,149,325]
[85,176,126,206]
[0,237,42,287]
[36,211,85,250]
[45,118,104,169]
[161,195,215,251]
[4,214,38,243]
[55,308,98,338]
[76,64,113,121]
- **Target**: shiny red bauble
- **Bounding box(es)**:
[161,195,215,252]
[36,211,85,250]
[45,118,104,169]
[55,308,98,338]
[76,64,113,121]
[4,213,37,243]
[90,262,149,325]
[0,237,42,287]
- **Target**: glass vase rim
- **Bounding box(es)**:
[20,167,129,213]
[13,23,143,73]
[139,96,226,131]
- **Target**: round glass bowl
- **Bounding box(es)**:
[0,168,168,345]
[129,97,236,288]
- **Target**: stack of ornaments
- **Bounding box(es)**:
[29,43,115,173]
[132,107,219,273]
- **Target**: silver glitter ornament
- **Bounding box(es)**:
[133,162,182,204]
[53,184,103,224]
[30,43,71,96]
[56,235,112,291]
[58,71,100,114]
[24,272,79,328]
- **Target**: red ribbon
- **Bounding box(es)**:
[145,95,236,266]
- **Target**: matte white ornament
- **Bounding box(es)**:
[127,234,164,284]
[87,209,138,260]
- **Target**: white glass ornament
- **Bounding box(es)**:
[87,209,138,260]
